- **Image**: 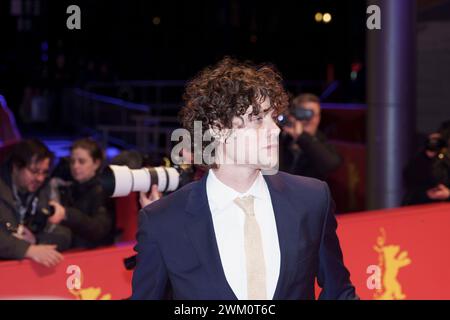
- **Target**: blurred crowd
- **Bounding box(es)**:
[0,138,115,267]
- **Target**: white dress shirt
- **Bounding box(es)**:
[206,169,281,300]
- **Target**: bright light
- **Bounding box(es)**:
[152,16,161,25]
[323,13,332,23]
[315,12,323,23]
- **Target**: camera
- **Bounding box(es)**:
[430,150,450,187]
[100,164,195,198]
[277,107,314,127]
[426,137,448,153]
[424,136,450,187]
[23,205,55,234]
[123,255,137,270]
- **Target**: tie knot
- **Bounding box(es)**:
[234,195,255,216]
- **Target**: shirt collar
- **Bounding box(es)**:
[206,169,268,214]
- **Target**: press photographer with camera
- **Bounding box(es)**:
[403,120,450,205]
[0,139,71,267]
[279,93,342,180]
[48,138,115,249]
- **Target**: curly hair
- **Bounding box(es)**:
[179,57,289,165]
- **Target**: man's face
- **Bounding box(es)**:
[298,101,321,136]
[216,97,281,171]
[13,158,51,193]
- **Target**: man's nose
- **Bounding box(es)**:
[36,175,45,184]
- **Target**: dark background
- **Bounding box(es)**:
[0,0,367,115]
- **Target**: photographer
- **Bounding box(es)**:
[403,120,450,205]
[279,93,342,180]
[48,138,115,249]
[0,139,71,267]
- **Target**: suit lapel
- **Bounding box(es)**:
[184,173,238,300]
[264,174,302,300]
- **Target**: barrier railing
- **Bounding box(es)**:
[1,203,449,300]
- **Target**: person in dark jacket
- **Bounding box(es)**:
[0,139,71,267]
[279,93,342,180]
[403,120,450,205]
[131,57,357,300]
[49,138,115,249]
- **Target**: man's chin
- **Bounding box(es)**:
[259,162,279,175]
[250,160,279,175]
[28,185,40,193]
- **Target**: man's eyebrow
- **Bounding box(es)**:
[247,106,272,118]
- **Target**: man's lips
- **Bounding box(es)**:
[30,183,39,190]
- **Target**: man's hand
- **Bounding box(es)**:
[12,225,36,244]
[283,117,303,140]
[48,200,66,224]
[427,184,450,201]
[302,119,318,136]
[139,185,162,208]
[25,244,63,267]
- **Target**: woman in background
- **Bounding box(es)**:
[49,138,115,249]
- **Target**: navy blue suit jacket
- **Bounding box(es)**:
[131,171,357,300]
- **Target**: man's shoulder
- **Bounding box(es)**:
[139,179,199,222]
[0,168,14,204]
[272,170,327,194]
[269,171,330,214]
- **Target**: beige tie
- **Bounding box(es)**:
[234,195,267,300]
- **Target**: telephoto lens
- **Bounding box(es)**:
[100,164,194,197]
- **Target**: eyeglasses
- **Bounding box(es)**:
[26,166,49,178]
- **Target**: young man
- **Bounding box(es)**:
[131,57,357,300]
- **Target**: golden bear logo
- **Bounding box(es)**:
[66,266,112,300]
[373,228,412,300]
[70,287,111,300]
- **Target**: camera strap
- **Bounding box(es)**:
[12,183,38,224]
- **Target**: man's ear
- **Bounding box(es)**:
[12,163,20,174]
[208,127,228,143]
[11,163,21,182]
[212,116,244,143]
[231,115,245,129]
[208,121,231,143]
[94,159,102,172]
